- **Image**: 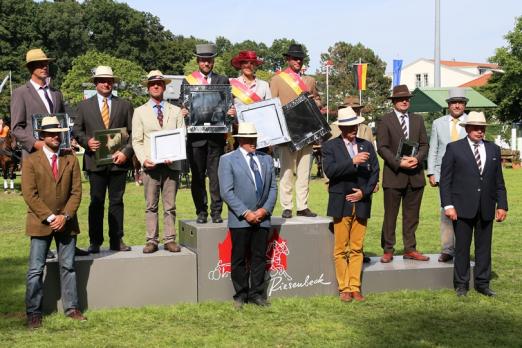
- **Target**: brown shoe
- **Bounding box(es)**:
[66,309,87,321]
[110,239,131,252]
[143,242,158,254]
[351,291,365,302]
[403,251,430,261]
[339,292,352,302]
[438,253,453,262]
[27,313,42,329]
[380,252,394,263]
[164,242,181,253]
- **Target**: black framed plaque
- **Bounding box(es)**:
[182,85,233,133]
[32,113,71,150]
[282,93,330,152]
[94,128,129,166]
[395,138,419,160]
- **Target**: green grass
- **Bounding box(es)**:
[1,163,521,347]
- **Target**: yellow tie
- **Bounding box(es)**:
[102,97,110,129]
[450,118,459,141]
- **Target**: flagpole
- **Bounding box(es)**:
[326,64,329,123]
[9,71,12,96]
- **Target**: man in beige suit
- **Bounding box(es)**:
[270,44,321,218]
[132,71,184,253]
[22,116,86,329]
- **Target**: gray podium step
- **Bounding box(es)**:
[42,246,197,313]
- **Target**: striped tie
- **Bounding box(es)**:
[451,118,459,141]
[101,97,110,128]
[400,115,408,139]
[474,143,482,174]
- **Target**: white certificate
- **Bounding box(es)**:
[150,128,187,164]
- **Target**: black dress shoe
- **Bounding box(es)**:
[282,209,292,218]
[196,212,208,224]
[438,253,454,262]
[249,297,270,307]
[87,244,100,254]
[110,240,131,251]
[476,287,496,297]
[46,250,56,259]
[211,215,223,223]
[233,298,246,309]
[363,255,371,263]
[296,208,317,217]
[455,287,468,297]
[75,247,90,256]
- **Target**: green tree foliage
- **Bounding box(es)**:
[61,50,147,107]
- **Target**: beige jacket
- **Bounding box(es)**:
[269,74,321,107]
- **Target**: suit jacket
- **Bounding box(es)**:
[427,114,468,182]
[269,73,321,107]
[21,150,81,237]
[376,111,428,188]
[440,138,508,220]
[132,101,184,171]
[11,82,65,153]
[179,72,230,148]
[218,149,277,229]
[73,94,134,172]
[322,136,379,219]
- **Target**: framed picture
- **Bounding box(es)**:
[150,128,187,164]
[93,128,129,166]
[32,113,71,150]
[282,93,331,152]
[236,98,291,149]
[395,138,419,160]
[182,84,233,133]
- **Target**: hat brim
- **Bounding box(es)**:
[141,78,172,86]
[26,57,54,66]
[37,127,68,133]
[283,53,306,59]
[388,94,412,100]
[231,57,264,70]
[333,116,365,126]
[195,53,217,58]
[446,97,469,103]
[233,133,259,138]
[459,122,489,127]
[92,75,120,83]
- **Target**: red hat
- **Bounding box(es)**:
[231,51,264,70]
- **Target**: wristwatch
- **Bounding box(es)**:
[64,213,71,221]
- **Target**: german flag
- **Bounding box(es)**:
[352,63,368,91]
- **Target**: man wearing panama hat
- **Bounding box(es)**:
[322,107,379,302]
[440,111,507,297]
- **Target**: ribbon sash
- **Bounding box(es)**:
[230,78,263,104]
[185,71,209,85]
[277,67,309,95]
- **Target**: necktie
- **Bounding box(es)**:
[248,153,263,200]
[474,143,482,174]
[51,154,58,180]
[400,115,408,139]
[101,97,110,128]
[155,104,164,127]
[347,142,356,158]
[40,86,54,113]
[451,118,459,141]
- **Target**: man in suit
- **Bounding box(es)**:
[376,84,429,263]
[22,116,86,329]
[440,112,507,297]
[218,122,277,308]
[73,66,134,253]
[322,107,379,302]
[331,96,374,143]
[180,43,235,224]
[132,71,184,254]
[270,44,322,219]
[427,88,469,262]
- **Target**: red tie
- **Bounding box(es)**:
[51,154,58,180]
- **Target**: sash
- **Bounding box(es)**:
[185,71,209,85]
[230,78,263,104]
[277,67,309,96]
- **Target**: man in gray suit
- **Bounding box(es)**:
[427,88,468,262]
[218,122,277,308]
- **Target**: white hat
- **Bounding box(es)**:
[233,122,259,138]
[91,65,119,82]
[460,111,489,127]
[333,107,365,126]
[142,70,171,86]
[36,116,68,133]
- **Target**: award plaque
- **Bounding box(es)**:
[236,98,291,149]
[182,85,233,133]
[150,128,187,164]
[282,92,331,152]
[32,113,71,150]
[94,128,129,166]
[395,138,419,160]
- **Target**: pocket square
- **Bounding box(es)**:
[492,157,497,161]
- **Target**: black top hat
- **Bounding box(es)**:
[283,44,306,59]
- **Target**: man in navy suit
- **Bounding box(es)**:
[218,122,277,308]
[322,107,379,302]
[440,112,508,297]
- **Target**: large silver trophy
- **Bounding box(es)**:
[182,85,233,133]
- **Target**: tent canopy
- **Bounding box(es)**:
[409,87,496,113]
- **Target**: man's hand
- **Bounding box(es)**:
[373,182,380,193]
[346,188,363,202]
[227,105,236,117]
[143,159,156,170]
[244,211,259,225]
[352,152,370,165]
[428,175,438,187]
[253,208,267,222]
[400,156,418,169]
[33,140,45,151]
[496,209,507,222]
[50,215,66,232]
[444,207,458,221]
[87,138,100,151]
[181,107,189,118]
[112,151,128,165]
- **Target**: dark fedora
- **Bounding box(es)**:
[283,44,306,59]
[388,84,412,99]
[340,95,364,109]
[231,51,264,70]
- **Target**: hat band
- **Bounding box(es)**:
[338,116,359,123]
[237,132,257,135]
[41,123,63,130]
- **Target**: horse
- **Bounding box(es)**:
[0,129,18,193]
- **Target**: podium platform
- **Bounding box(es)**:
[42,246,197,314]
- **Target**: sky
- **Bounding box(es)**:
[121,0,520,73]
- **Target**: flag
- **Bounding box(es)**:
[393,60,403,87]
[0,74,9,94]
[352,63,368,91]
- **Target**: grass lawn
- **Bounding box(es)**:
[0,162,521,347]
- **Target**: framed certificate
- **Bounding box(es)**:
[182,84,233,133]
[32,113,71,150]
[282,93,331,152]
[236,98,291,149]
[150,128,187,164]
[94,128,129,166]
[395,138,419,160]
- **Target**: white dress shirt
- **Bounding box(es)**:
[97,93,113,113]
[30,80,53,113]
[42,145,59,222]
[239,147,262,189]
[394,109,409,137]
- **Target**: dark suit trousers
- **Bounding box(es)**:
[381,185,424,253]
[88,170,127,246]
[230,226,269,301]
[187,142,223,217]
[453,215,493,290]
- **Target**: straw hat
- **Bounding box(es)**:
[333,107,365,126]
[233,122,259,138]
[231,51,264,70]
[195,43,217,58]
[142,70,171,86]
[91,66,119,82]
[460,111,489,127]
[36,116,68,133]
[446,88,469,103]
[388,84,412,99]
[26,48,54,66]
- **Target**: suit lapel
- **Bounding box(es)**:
[482,141,495,176]
[26,82,50,113]
[336,136,351,158]
[109,96,119,128]
[460,138,481,175]
[90,96,105,129]
[37,150,55,182]
[388,112,405,140]
[57,155,68,182]
[258,152,270,188]
[235,150,255,185]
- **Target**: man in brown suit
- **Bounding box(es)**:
[22,116,86,329]
[376,85,429,263]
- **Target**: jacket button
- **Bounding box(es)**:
[478,188,481,192]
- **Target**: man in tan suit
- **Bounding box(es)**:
[132,71,184,254]
[22,116,86,329]
[270,44,321,218]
